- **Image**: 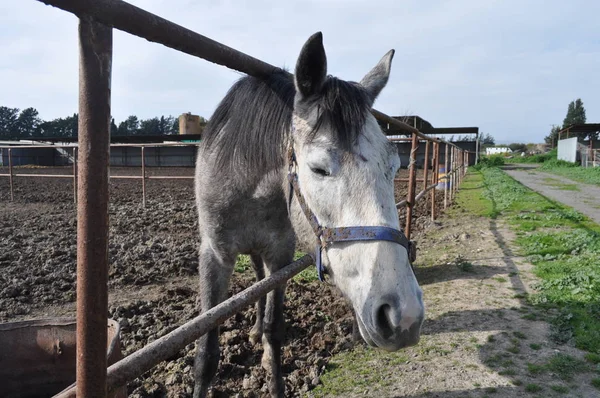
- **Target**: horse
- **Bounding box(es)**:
[193,32,425,397]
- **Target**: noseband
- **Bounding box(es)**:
[286,143,413,282]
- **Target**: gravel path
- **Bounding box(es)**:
[503,165,600,224]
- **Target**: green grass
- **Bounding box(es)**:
[550,384,569,393]
[311,346,409,396]
[453,171,495,217]
[525,383,542,392]
[541,177,580,191]
[592,378,600,389]
[539,159,600,186]
[235,251,320,283]
[456,168,600,355]
[504,148,557,164]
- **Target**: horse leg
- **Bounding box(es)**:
[249,254,266,345]
[261,252,292,398]
[192,244,234,398]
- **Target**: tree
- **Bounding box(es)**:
[14,107,42,138]
[481,133,495,146]
[562,98,586,128]
[0,106,19,139]
[508,143,527,153]
[544,124,561,145]
[139,117,161,135]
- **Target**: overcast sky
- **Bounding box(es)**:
[1,0,599,144]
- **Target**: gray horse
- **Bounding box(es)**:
[193,32,424,397]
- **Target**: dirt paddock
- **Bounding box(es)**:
[0,166,443,397]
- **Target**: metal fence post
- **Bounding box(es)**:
[76,17,112,398]
[431,142,438,221]
[73,147,78,204]
[422,140,430,211]
[443,143,449,209]
[141,146,146,208]
[405,133,418,239]
[8,148,14,202]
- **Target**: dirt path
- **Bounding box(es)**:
[313,209,599,397]
[503,165,600,224]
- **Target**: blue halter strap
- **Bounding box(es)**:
[287,146,413,281]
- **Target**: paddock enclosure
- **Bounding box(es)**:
[2,0,472,396]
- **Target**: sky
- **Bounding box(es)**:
[1,0,599,144]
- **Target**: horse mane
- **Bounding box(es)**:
[201,69,372,173]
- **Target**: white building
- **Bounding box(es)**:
[486,147,512,155]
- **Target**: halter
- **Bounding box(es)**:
[286,130,413,282]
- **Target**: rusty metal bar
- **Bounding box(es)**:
[73,147,77,204]
[443,143,449,209]
[37,0,279,79]
[405,133,418,239]
[422,140,430,210]
[395,178,425,183]
[76,17,112,398]
[56,254,315,397]
[141,146,146,208]
[13,174,73,178]
[431,142,438,221]
[35,0,468,149]
[415,183,437,202]
[8,148,14,201]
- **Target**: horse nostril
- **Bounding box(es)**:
[376,304,395,340]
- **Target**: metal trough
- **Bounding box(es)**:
[0,318,126,398]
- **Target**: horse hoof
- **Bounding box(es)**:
[249,328,262,345]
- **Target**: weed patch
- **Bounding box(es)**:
[464,168,600,355]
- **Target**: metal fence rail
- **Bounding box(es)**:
[0,143,197,206]
[15,0,473,394]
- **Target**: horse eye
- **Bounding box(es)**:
[311,167,330,177]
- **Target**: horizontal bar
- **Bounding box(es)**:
[13,173,73,178]
[0,142,200,149]
[35,0,468,149]
[1,173,194,180]
[396,183,438,209]
[55,254,315,397]
[415,183,438,202]
[147,175,194,180]
[38,0,280,78]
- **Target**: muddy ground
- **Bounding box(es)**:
[0,166,443,397]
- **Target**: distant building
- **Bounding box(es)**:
[486,147,512,155]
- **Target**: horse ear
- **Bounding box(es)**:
[295,32,327,98]
[360,49,395,103]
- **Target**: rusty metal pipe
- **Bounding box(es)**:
[422,140,430,209]
[431,142,438,221]
[73,147,77,204]
[76,18,112,398]
[56,254,314,397]
[141,146,146,208]
[36,0,466,147]
[8,148,14,201]
[405,133,418,239]
[444,143,449,209]
[415,183,437,202]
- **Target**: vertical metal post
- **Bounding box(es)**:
[431,142,438,221]
[450,147,455,201]
[475,132,479,165]
[141,146,146,208]
[73,147,78,204]
[405,133,418,240]
[422,140,430,211]
[8,148,14,202]
[444,143,449,209]
[422,141,430,191]
[76,17,112,398]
